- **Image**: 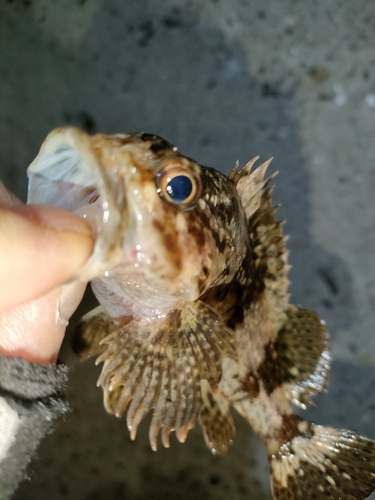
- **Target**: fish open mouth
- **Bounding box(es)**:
[27,127,128,282]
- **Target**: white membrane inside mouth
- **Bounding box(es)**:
[27,127,127,282]
[27,143,104,237]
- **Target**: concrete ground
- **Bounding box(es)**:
[1,0,375,498]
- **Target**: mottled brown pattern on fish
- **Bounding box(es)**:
[30,127,375,500]
[278,413,305,445]
[241,373,260,399]
[139,133,175,153]
[248,185,290,335]
[201,282,253,329]
[72,306,115,361]
[199,379,236,455]
[270,424,375,500]
[185,206,209,253]
[95,300,235,448]
[257,341,283,395]
[152,216,183,273]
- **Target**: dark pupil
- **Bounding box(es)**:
[166,175,193,202]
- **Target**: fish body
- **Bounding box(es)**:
[28,127,375,499]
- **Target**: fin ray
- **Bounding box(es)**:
[96,300,234,450]
[230,157,274,220]
[199,379,235,456]
[248,180,291,335]
[270,424,375,500]
[275,306,331,408]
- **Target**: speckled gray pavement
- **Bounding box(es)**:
[1,1,375,498]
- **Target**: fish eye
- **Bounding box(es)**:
[166,175,192,202]
[156,163,201,209]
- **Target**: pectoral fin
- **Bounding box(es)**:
[199,379,235,456]
[275,306,331,409]
[96,300,235,451]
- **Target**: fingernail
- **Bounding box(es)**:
[14,204,93,236]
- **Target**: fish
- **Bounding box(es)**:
[27,126,375,499]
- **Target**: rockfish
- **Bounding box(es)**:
[27,127,375,499]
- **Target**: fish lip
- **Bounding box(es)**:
[27,126,127,282]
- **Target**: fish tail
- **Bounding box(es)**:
[268,422,375,499]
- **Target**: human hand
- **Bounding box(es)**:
[0,182,94,363]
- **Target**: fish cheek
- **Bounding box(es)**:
[152,213,183,276]
[185,207,226,290]
[150,202,212,296]
[185,209,207,252]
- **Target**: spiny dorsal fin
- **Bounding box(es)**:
[244,163,332,404]
[249,185,291,333]
[230,157,274,220]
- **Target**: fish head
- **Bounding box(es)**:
[27,127,248,313]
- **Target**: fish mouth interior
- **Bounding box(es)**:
[27,128,125,281]
[27,143,104,236]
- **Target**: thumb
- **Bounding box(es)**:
[0,203,93,311]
